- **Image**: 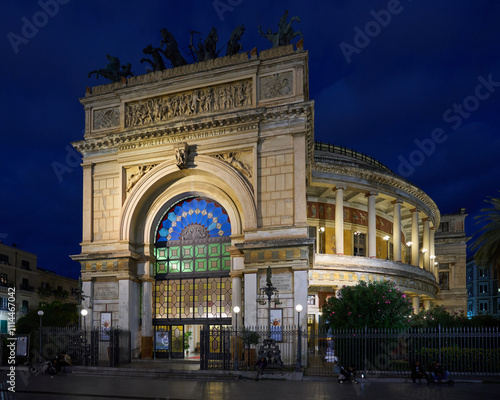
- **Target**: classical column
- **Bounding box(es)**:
[423,298,431,311]
[335,186,346,255]
[411,209,420,266]
[119,278,141,358]
[422,219,430,271]
[244,273,257,326]
[430,227,436,277]
[392,200,402,262]
[366,192,378,258]
[412,296,420,315]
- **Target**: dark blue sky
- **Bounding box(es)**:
[1,0,499,279]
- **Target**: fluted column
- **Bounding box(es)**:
[423,218,430,271]
[335,186,346,255]
[411,209,420,266]
[366,192,378,258]
[392,200,402,262]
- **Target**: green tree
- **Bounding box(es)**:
[471,195,500,276]
[321,280,413,330]
[16,301,78,335]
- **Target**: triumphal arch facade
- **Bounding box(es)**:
[72,45,313,358]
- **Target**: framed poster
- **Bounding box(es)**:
[100,312,112,340]
[155,331,170,351]
[270,309,283,342]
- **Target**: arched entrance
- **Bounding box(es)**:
[153,197,232,358]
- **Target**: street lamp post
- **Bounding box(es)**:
[233,306,240,370]
[383,235,390,260]
[37,310,44,363]
[81,309,88,366]
[295,304,303,372]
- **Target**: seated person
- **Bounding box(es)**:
[411,360,427,383]
[55,351,72,373]
[431,361,449,382]
[256,356,267,372]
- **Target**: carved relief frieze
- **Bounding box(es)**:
[213,151,253,179]
[125,164,158,193]
[259,71,293,100]
[125,80,252,128]
[93,107,120,130]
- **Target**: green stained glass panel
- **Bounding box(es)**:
[195,259,207,272]
[222,257,230,270]
[208,258,220,271]
[182,260,193,272]
[181,245,193,258]
[169,260,180,273]
[221,242,230,256]
[195,245,207,258]
[169,247,181,260]
[156,262,167,274]
[208,243,221,256]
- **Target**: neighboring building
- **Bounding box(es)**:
[0,242,79,333]
[71,44,465,360]
[466,258,499,317]
[434,209,469,313]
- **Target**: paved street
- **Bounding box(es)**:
[2,373,499,400]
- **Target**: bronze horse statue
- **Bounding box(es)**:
[226,24,245,56]
[140,44,166,72]
[88,54,133,82]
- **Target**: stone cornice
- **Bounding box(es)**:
[72,102,314,156]
[313,159,440,226]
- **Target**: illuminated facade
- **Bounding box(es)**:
[72,45,464,359]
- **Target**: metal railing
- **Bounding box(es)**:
[314,141,392,172]
[306,326,500,377]
[200,326,306,371]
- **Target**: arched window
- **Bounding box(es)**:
[153,197,232,322]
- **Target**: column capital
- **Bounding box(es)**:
[365,191,378,198]
[391,199,403,205]
[410,208,420,213]
[422,218,430,223]
[335,186,346,191]
[430,226,436,231]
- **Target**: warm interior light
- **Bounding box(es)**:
[383,235,390,241]
[406,241,412,246]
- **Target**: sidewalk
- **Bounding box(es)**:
[5,360,500,383]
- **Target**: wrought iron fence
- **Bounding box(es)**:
[34,327,130,367]
[306,326,500,377]
[200,326,307,370]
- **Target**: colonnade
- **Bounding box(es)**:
[317,188,437,277]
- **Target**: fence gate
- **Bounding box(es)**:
[200,325,231,370]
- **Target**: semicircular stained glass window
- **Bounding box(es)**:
[156,198,231,243]
[154,197,231,276]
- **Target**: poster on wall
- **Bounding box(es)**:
[270,309,283,342]
[100,312,112,340]
[155,331,170,350]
